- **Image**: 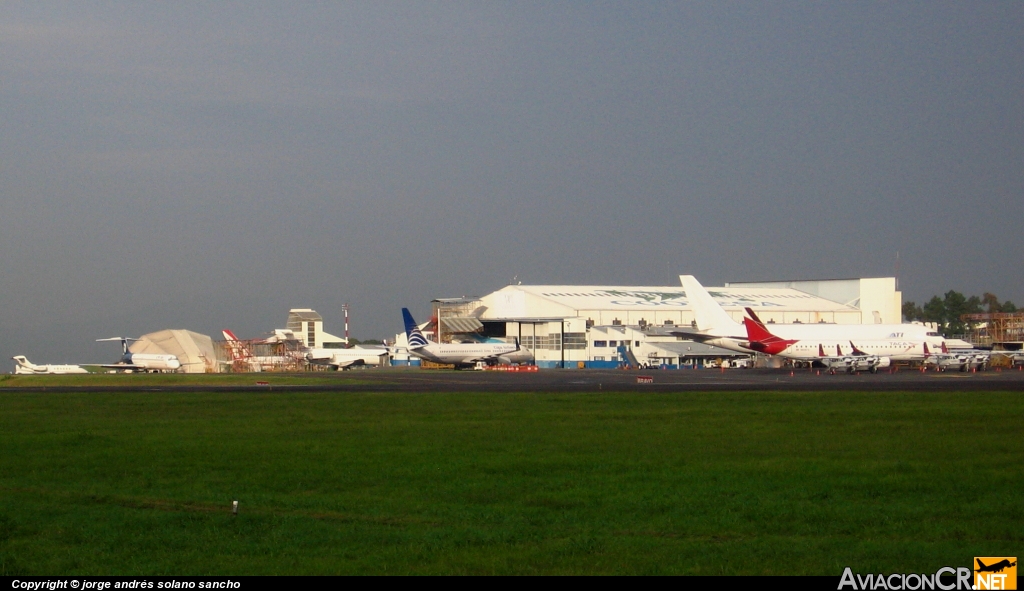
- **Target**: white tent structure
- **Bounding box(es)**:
[130,329,219,373]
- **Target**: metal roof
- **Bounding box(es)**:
[440,317,484,333]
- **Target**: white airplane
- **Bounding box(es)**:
[925,342,990,372]
[674,275,945,354]
[742,313,898,373]
[304,344,389,370]
[96,338,181,372]
[401,308,523,368]
[12,356,89,375]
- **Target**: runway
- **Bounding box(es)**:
[5,366,1024,393]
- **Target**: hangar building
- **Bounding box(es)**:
[130,329,219,373]
[392,276,902,369]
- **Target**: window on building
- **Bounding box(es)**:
[593,340,607,348]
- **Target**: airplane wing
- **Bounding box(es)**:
[667,328,746,343]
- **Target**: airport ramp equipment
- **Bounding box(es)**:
[617,345,641,368]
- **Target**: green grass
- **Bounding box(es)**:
[0,372,373,388]
[0,390,1021,574]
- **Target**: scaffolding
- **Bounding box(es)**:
[216,338,307,372]
[961,312,1024,347]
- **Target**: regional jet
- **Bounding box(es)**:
[96,338,181,372]
[11,356,89,375]
[673,275,945,355]
[401,308,522,368]
[304,343,390,370]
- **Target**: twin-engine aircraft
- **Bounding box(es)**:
[96,337,181,372]
[401,308,524,368]
[741,311,902,373]
[673,275,945,365]
[925,342,992,372]
[12,356,89,375]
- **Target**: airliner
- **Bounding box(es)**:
[304,344,389,370]
[673,275,945,354]
[96,338,182,372]
[12,356,89,375]
[401,308,522,368]
[742,313,902,373]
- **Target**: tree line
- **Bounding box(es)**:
[903,291,1017,337]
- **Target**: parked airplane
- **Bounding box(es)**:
[742,313,899,373]
[96,337,181,372]
[12,356,89,375]
[925,342,990,372]
[674,275,945,355]
[304,344,389,370]
[401,308,523,368]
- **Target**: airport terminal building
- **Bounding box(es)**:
[393,277,903,368]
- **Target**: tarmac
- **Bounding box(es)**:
[5,366,1024,393]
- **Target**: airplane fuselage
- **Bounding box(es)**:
[12,356,89,375]
[407,342,521,366]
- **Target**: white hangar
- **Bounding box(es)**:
[395,276,902,369]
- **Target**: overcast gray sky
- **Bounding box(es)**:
[2,2,1021,363]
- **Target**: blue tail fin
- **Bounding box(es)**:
[402,308,429,348]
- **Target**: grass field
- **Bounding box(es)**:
[1,389,1021,575]
[0,372,372,388]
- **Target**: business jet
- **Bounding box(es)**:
[673,275,945,355]
[12,356,90,375]
[96,338,181,372]
[401,308,522,368]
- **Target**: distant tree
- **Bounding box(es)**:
[348,338,384,345]
[902,301,923,322]
[922,296,946,326]
[1002,301,1017,313]
[983,293,1001,314]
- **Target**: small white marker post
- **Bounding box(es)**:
[232,500,238,516]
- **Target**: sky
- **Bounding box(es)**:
[2,2,1022,364]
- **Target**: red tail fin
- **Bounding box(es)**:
[743,315,797,355]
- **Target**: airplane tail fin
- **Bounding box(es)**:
[402,308,429,348]
[849,341,868,356]
[923,342,930,356]
[941,342,949,354]
[742,315,776,344]
[12,355,33,368]
[97,337,133,355]
[742,311,796,355]
[680,275,740,333]
[818,344,826,357]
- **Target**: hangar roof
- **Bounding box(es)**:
[482,284,856,317]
